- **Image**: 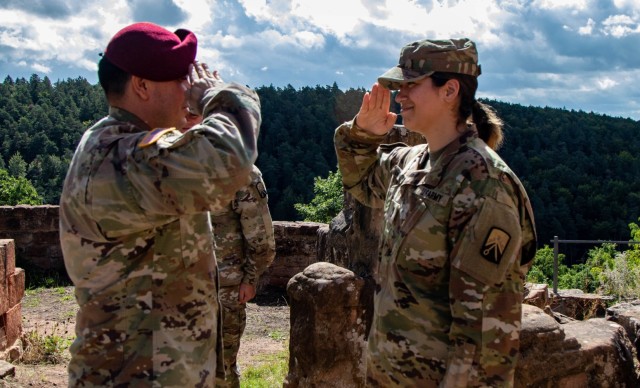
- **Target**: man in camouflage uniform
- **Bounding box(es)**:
[211,165,276,388]
[59,22,260,387]
[334,38,537,386]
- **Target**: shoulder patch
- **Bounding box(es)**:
[481,227,511,264]
[255,181,267,198]
[138,128,179,148]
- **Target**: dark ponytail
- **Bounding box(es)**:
[472,100,503,150]
[431,72,504,150]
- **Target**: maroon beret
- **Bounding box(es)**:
[103,22,197,82]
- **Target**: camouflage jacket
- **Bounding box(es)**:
[335,121,537,387]
[59,82,261,387]
[211,165,276,288]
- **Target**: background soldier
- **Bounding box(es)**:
[211,165,276,388]
[59,22,260,387]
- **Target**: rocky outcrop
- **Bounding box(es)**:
[607,301,640,367]
[550,288,614,320]
[517,304,638,387]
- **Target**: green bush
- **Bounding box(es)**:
[294,169,343,223]
[0,168,41,205]
[527,219,640,300]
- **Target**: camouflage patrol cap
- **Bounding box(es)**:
[103,22,197,82]
[378,38,481,90]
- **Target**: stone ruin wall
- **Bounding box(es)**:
[0,205,321,291]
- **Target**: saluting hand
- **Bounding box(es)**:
[354,82,397,136]
[188,61,223,116]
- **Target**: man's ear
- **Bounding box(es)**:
[442,79,460,102]
[130,76,151,101]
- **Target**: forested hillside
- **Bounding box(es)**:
[1,74,639,259]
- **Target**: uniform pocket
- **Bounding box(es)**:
[396,189,452,285]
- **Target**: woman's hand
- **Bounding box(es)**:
[354,82,397,136]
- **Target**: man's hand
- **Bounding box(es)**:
[238,283,256,304]
[188,61,223,115]
[354,82,397,136]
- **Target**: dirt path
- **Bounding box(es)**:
[1,286,290,387]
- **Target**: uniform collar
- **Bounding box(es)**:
[108,106,152,132]
[422,124,478,187]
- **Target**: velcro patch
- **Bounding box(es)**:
[138,128,178,148]
[451,195,522,286]
[255,181,267,198]
[480,227,511,264]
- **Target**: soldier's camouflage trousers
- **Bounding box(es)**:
[215,285,247,388]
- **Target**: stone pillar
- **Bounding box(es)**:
[287,126,425,385]
[0,239,25,363]
[284,262,374,387]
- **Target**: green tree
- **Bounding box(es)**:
[294,169,344,223]
[8,152,27,178]
[0,168,41,205]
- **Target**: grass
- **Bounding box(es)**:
[19,320,74,365]
[240,348,289,388]
[267,330,287,341]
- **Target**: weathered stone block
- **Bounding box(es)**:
[550,289,613,320]
[0,359,15,378]
[0,240,15,284]
[524,282,550,309]
[285,262,374,388]
[3,304,21,351]
[8,268,25,308]
[606,301,640,365]
[0,286,7,316]
[516,304,638,387]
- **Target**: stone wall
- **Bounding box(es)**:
[0,206,62,272]
[0,205,323,290]
[0,239,24,362]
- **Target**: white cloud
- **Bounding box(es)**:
[532,0,588,10]
[595,77,618,90]
[601,14,640,37]
[31,63,52,73]
[173,0,218,31]
[578,18,596,35]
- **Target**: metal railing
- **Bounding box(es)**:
[551,236,640,294]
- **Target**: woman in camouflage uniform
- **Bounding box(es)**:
[334,38,537,387]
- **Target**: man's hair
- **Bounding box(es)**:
[98,56,131,98]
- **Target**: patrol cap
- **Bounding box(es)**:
[378,38,481,90]
[103,22,197,82]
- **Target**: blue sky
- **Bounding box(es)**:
[1,0,639,119]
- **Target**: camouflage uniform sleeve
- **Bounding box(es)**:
[334,119,403,208]
[442,170,531,387]
[129,82,260,217]
[236,167,276,286]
